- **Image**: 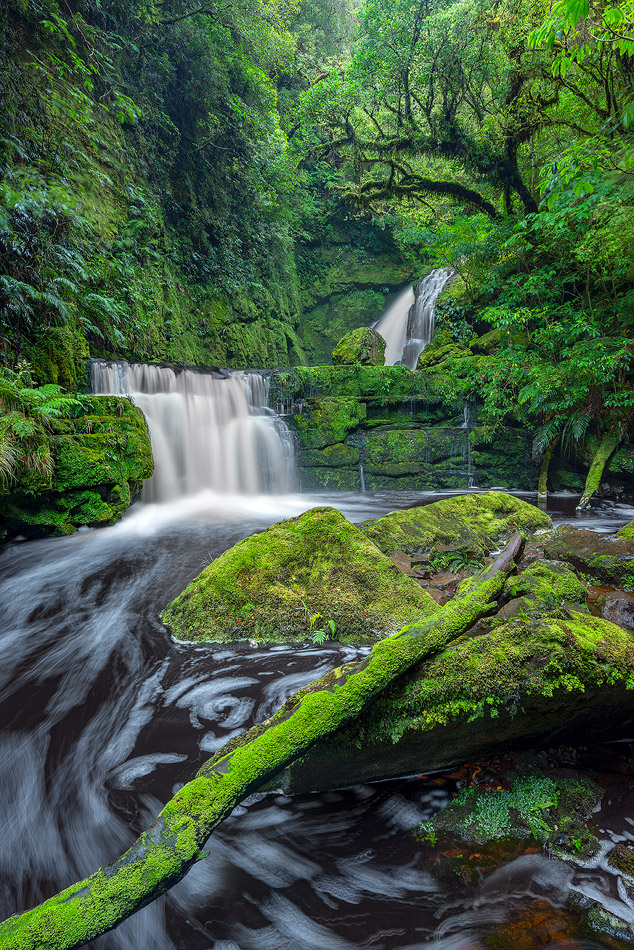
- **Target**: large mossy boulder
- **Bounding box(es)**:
[362,491,552,558]
[0,396,153,538]
[332,326,386,366]
[273,611,634,792]
[160,506,437,644]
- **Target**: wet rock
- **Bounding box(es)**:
[390,550,413,574]
[331,326,386,366]
[161,506,437,645]
[598,591,634,630]
[544,526,634,590]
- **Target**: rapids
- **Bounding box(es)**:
[1,490,634,948]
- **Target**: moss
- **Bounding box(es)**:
[298,443,360,468]
[361,491,552,557]
[504,561,589,613]
[417,769,602,861]
[276,610,634,792]
[545,526,634,590]
[292,398,366,449]
[298,467,361,492]
[160,506,438,644]
[617,520,634,541]
[332,326,386,365]
[0,395,152,538]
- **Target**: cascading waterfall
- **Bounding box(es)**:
[91,361,297,501]
[374,267,453,369]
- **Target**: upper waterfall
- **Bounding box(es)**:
[374,267,453,369]
[91,361,297,502]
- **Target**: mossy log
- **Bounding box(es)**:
[0,535,525,950]
[576,431,619,512]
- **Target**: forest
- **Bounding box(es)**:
[1,0,634,947]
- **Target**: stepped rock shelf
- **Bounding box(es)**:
[268,364,634,497]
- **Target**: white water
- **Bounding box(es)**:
[91,362,297,502]
[375,268,453,369]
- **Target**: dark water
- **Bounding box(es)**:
[1,489,634,949]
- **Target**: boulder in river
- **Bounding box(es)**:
[544,525,634,590]
[273,609,634,793]
[332,326,386,366]
[160,506,437,644]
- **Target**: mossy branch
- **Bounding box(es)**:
[0,534,524,950]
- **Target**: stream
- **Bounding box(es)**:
[2,489,634,949]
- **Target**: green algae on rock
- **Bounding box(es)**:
[361,491,552,558]
[160,506,438,644]
[273,610,634,792]
[0,396,153,538]
[332,326,386,366]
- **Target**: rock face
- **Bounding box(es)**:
[332,327,386,365]
[599,591,634,629]
[270,365,537,492]
[273,611,634,793]
[0,396,153,538]
[160,506,437,644]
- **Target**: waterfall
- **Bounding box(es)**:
[91,361,297,502]
[374,268,453,370]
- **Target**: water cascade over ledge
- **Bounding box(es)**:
[91,361,297,502]
[374,267,453,369]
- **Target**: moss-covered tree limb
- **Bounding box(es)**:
[0,534,524,950]
[537,436,559,503]
[576,431,619,511]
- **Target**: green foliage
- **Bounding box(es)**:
[0,363,82,489]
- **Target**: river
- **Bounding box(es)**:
[2,489,634,949]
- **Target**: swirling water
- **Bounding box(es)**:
[1,490,634,949]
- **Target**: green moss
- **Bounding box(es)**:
[299,443,360,468]
[160,506,438,644]
[617,520,634,541]
[292,398,367,449]
[418,769,602,860]
[362,491,552,557]
[0,395,152,537]
[504,561,589,613]
[545,526,634,590]
[332,326,386,366]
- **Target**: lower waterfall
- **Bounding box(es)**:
[374,267,453,369]
[91,361,297,501]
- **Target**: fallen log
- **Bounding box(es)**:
[0,534,524,950]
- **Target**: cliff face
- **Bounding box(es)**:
[0,1,410,383]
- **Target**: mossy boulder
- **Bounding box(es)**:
[498,561,589,618]
[160,506,438,644]
[332,327,386,366]
[544,526,634,590]
[298,443,360,468]
[274,611,634,792]
[617,520,634,541]
[0,396,153,538]
[362,491,552,558]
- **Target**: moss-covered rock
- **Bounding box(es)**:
[332,327,386,366]
[292,398,367,449]
[544,526,634,590]
[362,491,552,558]
[502,561,589,615]
[617,520,634,541]
[160,506,438,644]
[275,611,634,792]
[0,396,153,538]
[298,443,360,468]
[417,769,602,862]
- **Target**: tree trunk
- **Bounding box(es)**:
[576,431,619,512]
[537,437,558,506]
[0,535,524,950]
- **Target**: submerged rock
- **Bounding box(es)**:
[273,611,634,792]
[332,326,386,366]
[362,490,552,559]
[160,506,437,644]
